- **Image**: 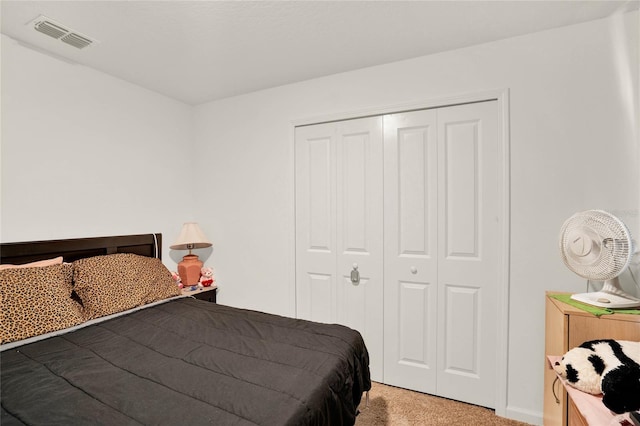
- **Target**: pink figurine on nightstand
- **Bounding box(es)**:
[199,267,215,287]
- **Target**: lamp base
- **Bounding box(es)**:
[178,254,203,286]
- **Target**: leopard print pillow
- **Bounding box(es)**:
[0,263,84,344]
[73,253,181,320]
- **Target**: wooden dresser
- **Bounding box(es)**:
[543,292,640,426]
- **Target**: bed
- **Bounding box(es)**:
[0,234,371,425]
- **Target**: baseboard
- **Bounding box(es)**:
[502,405,542,426]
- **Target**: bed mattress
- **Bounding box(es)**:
[1,298,371,425]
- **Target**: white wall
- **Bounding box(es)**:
[1,34,194,271]
[193,12,639,425]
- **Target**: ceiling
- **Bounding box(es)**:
[2,1,638,105]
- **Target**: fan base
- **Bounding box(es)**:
[571,291,640,309]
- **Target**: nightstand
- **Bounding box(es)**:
[182,285,217,303]
[544,292,640,426]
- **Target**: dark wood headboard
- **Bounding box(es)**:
[0,234,162,265]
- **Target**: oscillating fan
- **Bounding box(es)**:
[559,209,640,308]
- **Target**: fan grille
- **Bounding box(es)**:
[559,210,632,280]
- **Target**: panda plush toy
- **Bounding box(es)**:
[553,339,640,414]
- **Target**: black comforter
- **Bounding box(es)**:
[1,298,371,425]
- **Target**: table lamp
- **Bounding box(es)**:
[170,222,212,286]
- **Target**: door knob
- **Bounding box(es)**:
[350,264,360,284]
[410,266,418,274]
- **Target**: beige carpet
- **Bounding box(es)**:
[355,382,531,425]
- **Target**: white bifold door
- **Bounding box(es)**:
[294,116,384,381]
[295,100,500,408]
[382,101,499,408]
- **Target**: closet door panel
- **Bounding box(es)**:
[444,121,479,257]
[442,285,480,372]
[436,101,499,408]
[383,110,438,393]
[336,117,384,381]
[308,139,333,251]
[398,127,431,255]
[397,280,435,365]
[341,132,366,251]
[295,123,336,324]
[300,273,334,323]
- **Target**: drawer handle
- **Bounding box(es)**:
[552,376,560,404]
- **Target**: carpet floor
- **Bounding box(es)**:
[355,382,531,425]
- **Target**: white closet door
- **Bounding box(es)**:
[436,101,499,408]
[296,100,501,400]
[383,109,438,393]
[335,117,384,381]
[383,101,500,408]
[295,122,337,324]
[295,117,384,381]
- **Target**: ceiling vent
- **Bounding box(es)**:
[30,15,97,49]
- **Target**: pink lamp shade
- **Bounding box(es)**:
[170,222,212,286]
